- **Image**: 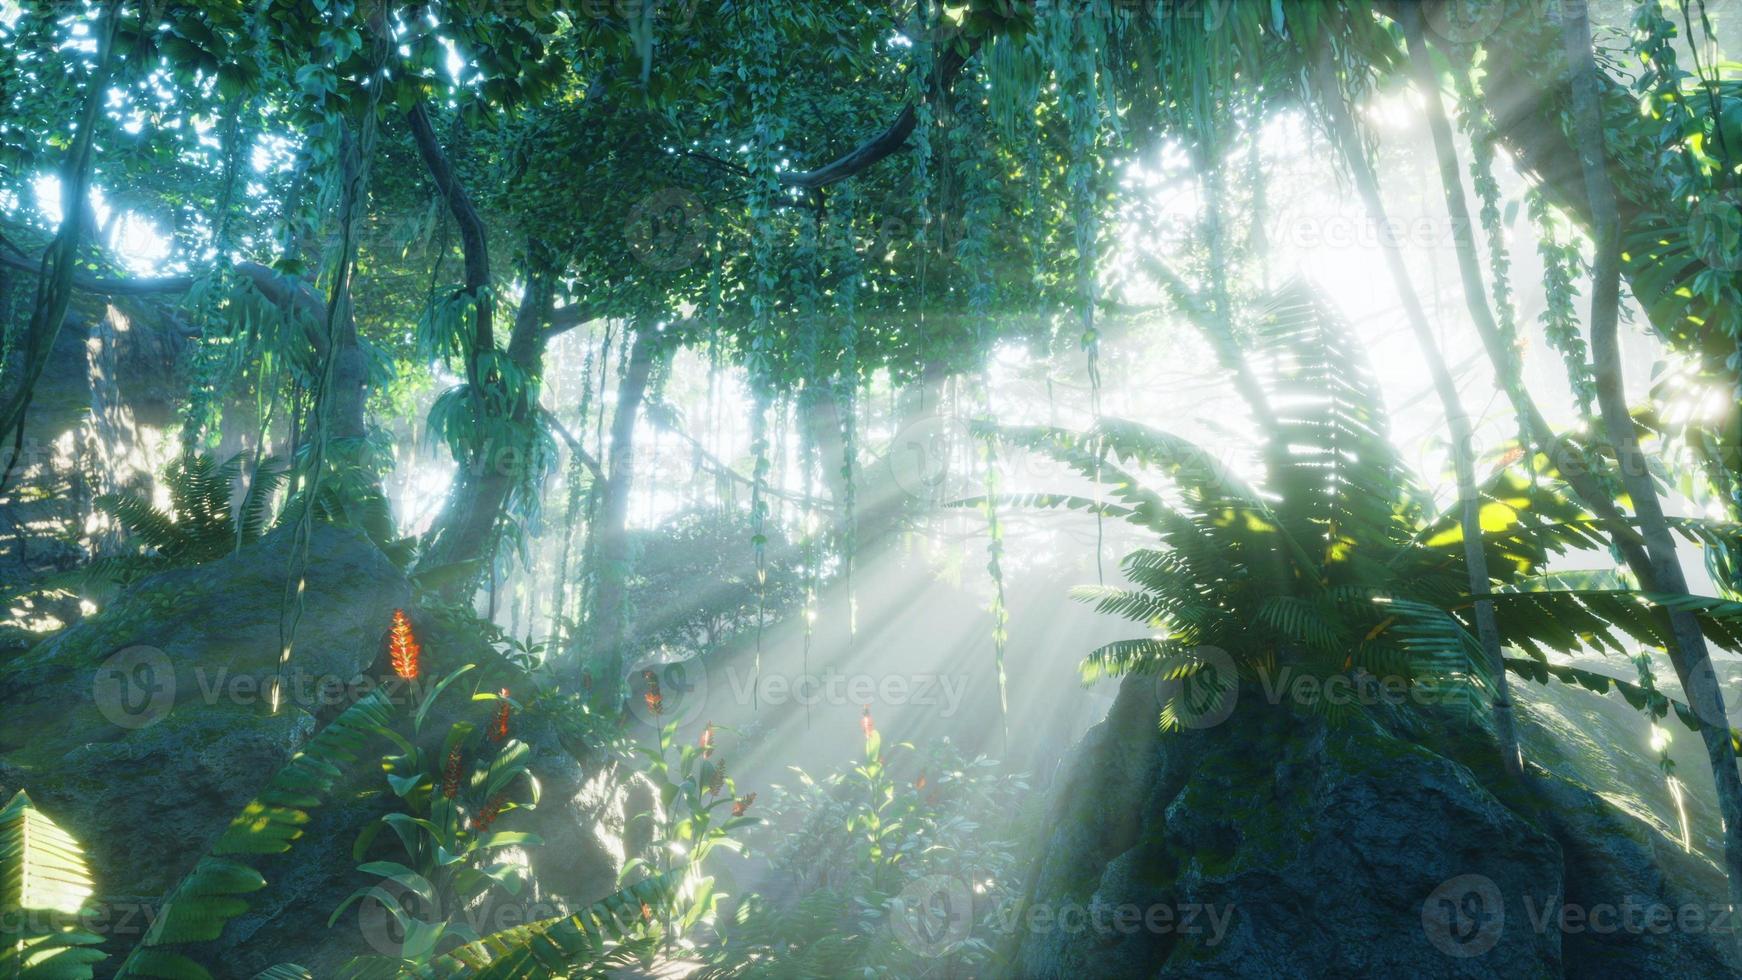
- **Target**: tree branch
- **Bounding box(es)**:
[542,408,607,483]
[407,100,492,350]
[778,38,977,190]
[545,302,602,339]
[0,237,194,295]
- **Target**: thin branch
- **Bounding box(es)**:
[0,236,194,295]
[778,38,976,190]
[542,408,607,483]
[647,403,823,507]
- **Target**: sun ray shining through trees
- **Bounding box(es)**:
[2,1,1742,977]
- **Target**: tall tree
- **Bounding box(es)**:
[1558,0,1742,925]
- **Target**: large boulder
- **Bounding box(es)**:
[1011,674,1739,978]
[0,523,410,904]
[0,523,640,975]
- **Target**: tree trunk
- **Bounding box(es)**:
[585,324,659,708]
[1317,40,1522,777]
[416,261,553,587]
[0,1,121,487]
[1559,0,1742,928]
[1477,0,1740,532]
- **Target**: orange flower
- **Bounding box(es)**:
[732,792,756,817]
[699,722,715,758]
[643,670,663,717]
[442,748,462,799]
[488,688,511,743]
[915,774,927,791]
[860,706,875,739]
[388,609,421,681]
[640,902,653,923]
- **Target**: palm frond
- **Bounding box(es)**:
[415,871,681,978]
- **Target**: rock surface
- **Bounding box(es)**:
[1012,674,1740,978]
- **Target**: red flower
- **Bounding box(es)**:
[442,748,462,799]
[732,792,756,817]
[699,722,715,758]
[860,706,875,740]
[488,688,511,743]
[474,794,507,832]
[388,609,421,681]
[915,774,927,791]
[643,670,663,717]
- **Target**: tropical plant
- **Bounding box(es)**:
[112,687,398,979]
[991,284,1742,742]
[329,665,541,977]
[0,791,106,979]
[95,451,285,570]
[618,719,759,955]
[694,722,1028,978]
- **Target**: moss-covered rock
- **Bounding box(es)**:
[0,523,409,900]
[1012,674,1740,978]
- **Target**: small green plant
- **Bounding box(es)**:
[622,720,760,952]
[0,790,107,978]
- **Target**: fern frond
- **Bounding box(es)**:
[0,791,107,979]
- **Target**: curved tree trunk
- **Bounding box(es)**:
[416,260,554,588]
[0,1,121,490]
[1558,0,1742,931]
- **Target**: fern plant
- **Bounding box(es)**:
[410,872,679,979]
[0,791,106,979]
[989,283,1742,738]
[88,452,286,588]
[112,687,398,979]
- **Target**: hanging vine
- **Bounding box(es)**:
[1045,0,1108,582]
[745,0,786,710]
[1451,63,1534,469]
[1526,190,1599,417]
[952,75,1010,748]
[272,30,388,714]
[833,181,863,649]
